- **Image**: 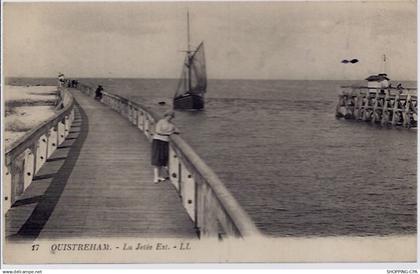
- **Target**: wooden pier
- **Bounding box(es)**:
[335,86,417,128]
[4,84,260,240]
[5,89,197,240]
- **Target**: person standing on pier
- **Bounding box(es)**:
[95,85,104,100]
[379,73,390,95]
[151,110,179,183]
[56,73,65,107]
[58,73,65,88]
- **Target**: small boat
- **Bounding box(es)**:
[173,12,207,111]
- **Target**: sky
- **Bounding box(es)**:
[3,1,417,80]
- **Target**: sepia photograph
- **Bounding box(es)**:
[1,0,417,265]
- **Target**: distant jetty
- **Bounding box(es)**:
[336,73,417,128]
[335,85,417,128]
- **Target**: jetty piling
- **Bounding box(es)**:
[336,86,417,128]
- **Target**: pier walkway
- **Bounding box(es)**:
[6,89,197,240]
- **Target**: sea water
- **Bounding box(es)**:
[8,78,417,237]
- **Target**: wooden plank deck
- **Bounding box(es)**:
[6,89,197,240]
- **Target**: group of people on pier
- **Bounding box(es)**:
[57,73,79,88]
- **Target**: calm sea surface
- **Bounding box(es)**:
[8,78,417,236]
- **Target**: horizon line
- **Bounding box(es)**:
[4,76,418,82]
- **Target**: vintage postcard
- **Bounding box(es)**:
[2,1,417,265]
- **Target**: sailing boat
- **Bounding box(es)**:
[173,12,207,110]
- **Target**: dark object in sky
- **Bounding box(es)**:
[341,59,359,64]
[158,101,166,105]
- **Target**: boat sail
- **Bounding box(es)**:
[173,12,207,110]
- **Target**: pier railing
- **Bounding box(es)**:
[4,88,75,214]
[336,86,417,128]
[76,84,260,238]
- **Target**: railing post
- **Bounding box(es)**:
[195,177,204,236]
[3,164,12,214]
[200,184,219,237]
[47,126,58,158]
[11,154,25,205]
[149,119,155,141]
[138,111,144,131]
[180,163,196,222]
[36,135,48,173]
[30,142,38,182]
[128,104,133,122]
[124,101,129,118]
[23,148,35,190]
[144,116,150,140]
[169,146,180,191]
[64,115,71,138]
[57,120,66,145]
[132,107,138,125]
[69,109,75,124]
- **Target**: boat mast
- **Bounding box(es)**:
[187,10,192,92]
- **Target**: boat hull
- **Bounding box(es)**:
[173,94,204,110]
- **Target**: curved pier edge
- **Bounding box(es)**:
[4,88,76,214]
[76,83,261,239]
[169,134,260,238]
